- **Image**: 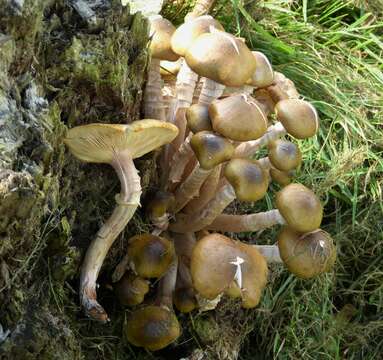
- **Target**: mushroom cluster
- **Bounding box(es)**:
[65,0,337,353]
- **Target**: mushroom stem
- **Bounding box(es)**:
[234,122,286,158]
[254,245,282,263]
[173,164,213,213]
[170,182,236,233]
[80,151,141,322]
[188,0,216,18]
[167,133,194,187]
[144,58,166,121]
[156,258,179,308]
[198,78,225,105]
[205,210,286,232]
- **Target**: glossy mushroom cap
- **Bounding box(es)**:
[275,99,319,139]
[126,305,181,351]
[190,131,234,170]
[224,159,269,202]
[146,191,175,219]
[209,94,267,141]
[186,104,212,133]
[246,51,274,88]
[173,287,197,313]
[276,183,323,233]
[64,120,179,163]
[268,140,302,172]
[114,273,149,306]
[185,31,256,87]
[277,227,336,278]
[190,233,268,308]
[127,234,176,278]
[171,15,224,56]
[270,168,293,187]
[149,16,180,61]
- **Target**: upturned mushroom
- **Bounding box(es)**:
[278,227,337,278]
[64,120,178,321]
[206,183,323,233]
[190,233,268,308]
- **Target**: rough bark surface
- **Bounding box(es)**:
[0,1,151,358]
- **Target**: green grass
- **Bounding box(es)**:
[163,0,383,359]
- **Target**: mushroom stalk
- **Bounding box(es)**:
[80,151,141,322]
[188,0,216,18]
[205,210,286,232]
[173,163,213,213]
[254,245,282,263]
[198,78,225,105]
[144,58,166,120]
[234,122,286,158]
[156,258,179,308]
[170,182,236,233]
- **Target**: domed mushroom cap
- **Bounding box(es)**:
[236,242,268,308]
[126,305,181,351]
[64,120,178,163]
[270,168,293,187]
[171,15,224,56]
[146,191,175,219]
[186,104,212,133]
[268,140,302,172]
[114,273,149,306]
[191,233,237,299]
[185,31,256,87]
[276,183,323,233]
[224,159,269,202]
[209,94,267,141]
[149,16,179,61]
[246,51,274,88]
[277,227,336,278]
[190,131,234,170]
[127,234,175,278]
[275,99,319,139]
[174,287,197,313]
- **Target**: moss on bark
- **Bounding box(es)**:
[0,1,150,358]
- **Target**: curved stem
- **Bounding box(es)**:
[170,183,236,233]
[79,151,141,322]
[156,258,178,309]
[205,209,285,232]
[234,122,286,158]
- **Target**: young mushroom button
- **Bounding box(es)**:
[268,140,302,172]
[64,120,178,322]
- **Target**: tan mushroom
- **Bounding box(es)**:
[64,120,178,321]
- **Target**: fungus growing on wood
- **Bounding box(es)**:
[64,120,178,321]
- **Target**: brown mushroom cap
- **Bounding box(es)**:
[171,15,224,56]
[275,99,319,139]
[186,104,212,133]
[253,88,276,117]
[190,131,234,170]
[246,51,274,88]
[114,272,149,306]
[224,159,269,202]
[173,287,197,313]
[146,191,175,219]
[268,140,302,171]
[277,227,336,278]
[149,16,180,61]
[127,234,176,278]
[270,168,293,187]
[64,120,178,163]
[185,31,256,87]
[190,233,268,308]
[275,183,323,233]
[209,94,267,141]
[126,305,181,351]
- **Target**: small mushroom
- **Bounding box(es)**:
[64,120,178,321]
[246,51,274,88]
[146,191,175,233]
[209,94,267,141]
[268,139,302,172]
[277,227,336,278]
[114,272,149,306]
[186,103,213,133]
[275,99,319,139]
